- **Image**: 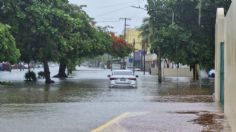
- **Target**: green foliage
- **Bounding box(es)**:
[0,23,20,63]
[139,18,151,48]
[57,4,113,72]
[38,71,45,79]
[25,71,37,81]
[0,81,13,86]
[143,0,231,69]
[0,0,115,81]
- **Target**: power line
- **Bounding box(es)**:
[92,1,139,9]
[96,18,142,23]
[95,3,147,18]
[97,6,130,17]
[96,20,120,23]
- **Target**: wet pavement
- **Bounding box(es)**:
[91,103,230,132]
[0,67,231,132]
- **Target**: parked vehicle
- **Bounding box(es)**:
[0,63,2,71]
[208,69,215,78]
[107,70,138,88]
[0,62,11,71]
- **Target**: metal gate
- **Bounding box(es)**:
[220,42,224,106]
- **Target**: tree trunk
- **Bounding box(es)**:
[192,64,199,80]
[121,57,125,69]
[54,61,67,78]
[164,59,170,68]
[43,61,54,84]
[196,64,199,80]
[67,66,73,75]
[27,63,31,72]
[157,55,162,83]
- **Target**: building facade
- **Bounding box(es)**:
[215,2,236,131]
[126,28,143,51]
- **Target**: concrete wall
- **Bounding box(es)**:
[163,68,192,77]
[150,67,158,75]
[215,8,225,102]
[215,2,236,131]
[224,2,236,131]
[150,67,192,77]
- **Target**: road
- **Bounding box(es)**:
[0,67,230,132]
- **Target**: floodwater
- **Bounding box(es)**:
[0,67,214,104]
[0,67,229,132]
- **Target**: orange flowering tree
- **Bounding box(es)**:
[109,33,133,58]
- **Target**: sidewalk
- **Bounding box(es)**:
[92,103,231,132]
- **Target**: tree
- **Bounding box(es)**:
[108,33,133,69]
[0,23,20,63]
[54,4,113,78]
[23,2,78,83]
[0,1,114,83]
[0,0,76,83]
[109,34,133,58]
[143,0,231,81]
[139,17,152,50]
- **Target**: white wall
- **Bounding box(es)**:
[215,2,236,131]
[224,2,236,131]
[215,8,225,102]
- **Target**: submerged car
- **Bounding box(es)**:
[108,70,138,88]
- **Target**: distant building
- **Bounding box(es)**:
[125,28,143,69]
[125,28,142,51]
[125,28,156,71]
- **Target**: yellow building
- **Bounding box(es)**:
[125,28,143,51]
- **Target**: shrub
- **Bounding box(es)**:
[0,81,13,86]
[25,71,37,81]
[38,71,45,79]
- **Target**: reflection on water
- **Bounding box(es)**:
[159,77,214,96]
[0,68,214,104]
[0,79,108,103]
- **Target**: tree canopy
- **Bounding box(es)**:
[0,0,113,83]
[142,0,231,70]
[139,0,231,81]
[109,33,133,58]
[0,23,20,63]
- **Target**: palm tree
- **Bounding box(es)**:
[139,17,162,82]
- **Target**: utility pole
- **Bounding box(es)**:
[120,18,131,41]
[143,43,146,75]
[120,18,131,69]
[198,0,202,26]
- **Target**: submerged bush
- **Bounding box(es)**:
[0,81,13,86]
[38,71,45,79]
[25,71,37,81]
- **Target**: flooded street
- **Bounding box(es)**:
[0,67,229,132]
[0,67,214,103]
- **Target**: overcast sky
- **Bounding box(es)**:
[68,0,148,35]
